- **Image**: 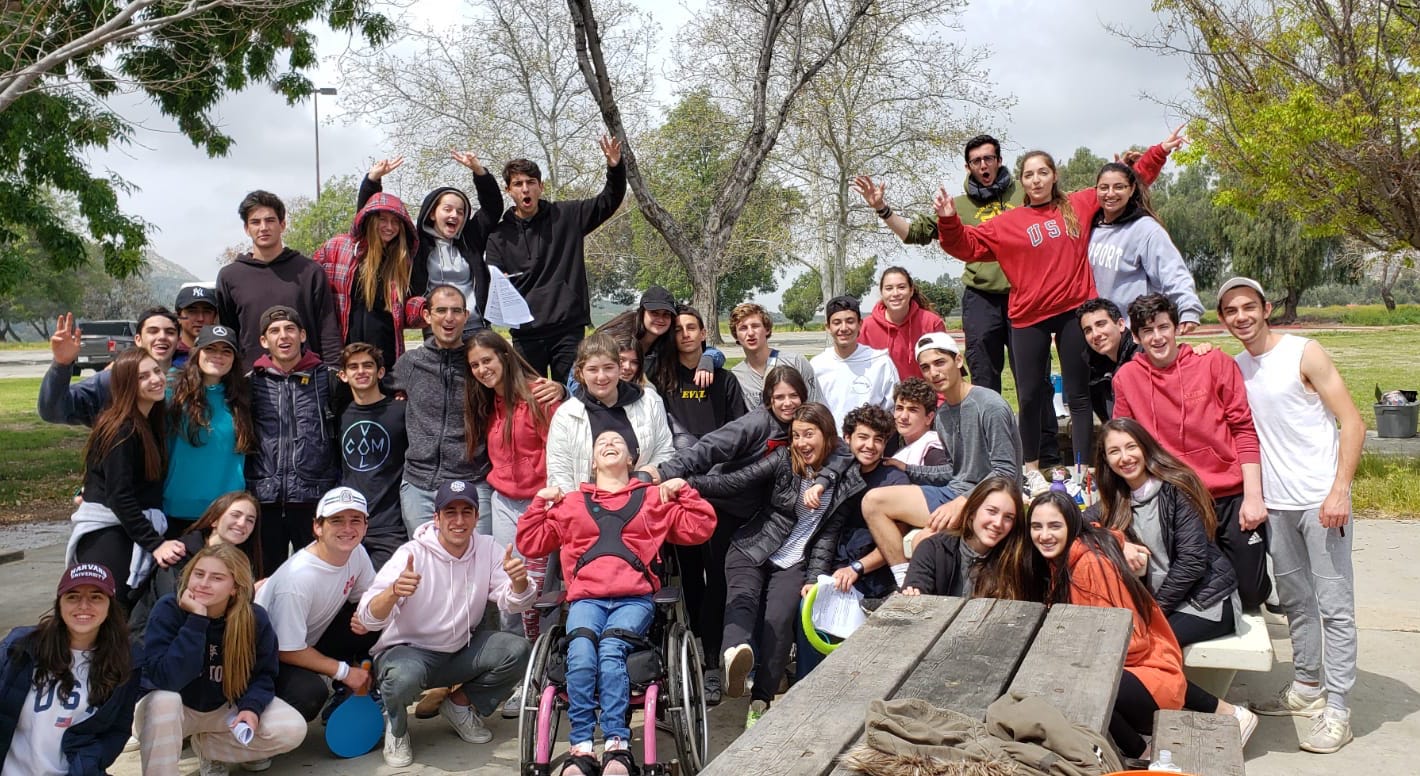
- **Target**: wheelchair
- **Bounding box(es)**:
[514,556,711,776]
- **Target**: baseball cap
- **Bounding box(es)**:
[258,305,303,334]
[193,324,238,351]
[1216,276,1266,305]
[914,331,961,360]
[57,563,116,598]
[639,286,676,314]
[317,486,368,519]
[825,294,861,319]
[435,480,478,512]
[175,285,217,311]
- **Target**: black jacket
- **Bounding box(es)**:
[658,406,786,481]
[82,422,166,553]
[247,351,339,504]
[1085,481,1237,612]
[689,447,859,581]
[484,162,627,336]
[216,247,343,371]
[902,532,970,596]
[0,627,144,776]
[358,172,505,326]
[1088,333,1139,423]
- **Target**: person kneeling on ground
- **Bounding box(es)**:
[517,430,715,776]
[136,544,307,775]
[357,479,535,768]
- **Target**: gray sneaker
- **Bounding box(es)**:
[501,689,523,719]
[440,697,494,744]
[1300,708,1353,753]
[704,668,723,706]
[1023,468,1050,498]
[1251,683,1326,717]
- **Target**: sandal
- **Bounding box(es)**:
[561,752,601,776]
[601,747,639,776]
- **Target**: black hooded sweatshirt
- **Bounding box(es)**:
[358,171,504,326]
[216,247,343,372]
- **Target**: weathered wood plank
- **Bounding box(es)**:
[1151,709,1246,776]
[701,595,965,776]
[825,597,1046,776]
[1006,604,1132,733]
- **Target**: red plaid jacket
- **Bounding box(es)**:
[313,192,425,360]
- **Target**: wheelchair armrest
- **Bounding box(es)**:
[653,586,681,607]
[535,590,567,612]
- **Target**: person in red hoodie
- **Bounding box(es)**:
[930,129,1182,484]
[463,328,560,651]
[858,266,946,381]
[1111,292,1271,610]
[517,430,714,776]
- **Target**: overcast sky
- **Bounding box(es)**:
[85,0,1196,304]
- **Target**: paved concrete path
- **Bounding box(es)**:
[2,521,1416,775]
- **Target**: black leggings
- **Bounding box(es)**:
[1110,669,1158,758]
[1168,599,1235,648]
[75,526,140,610]
[676,500,739,669]
[1213,494,1272,610]
[275,601,381,721]
[1009,310,1092,463]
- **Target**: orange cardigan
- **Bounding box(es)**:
[1063,540,1186,711]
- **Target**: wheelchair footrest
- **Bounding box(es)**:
[653,586,681,606]
[642,763,669,776]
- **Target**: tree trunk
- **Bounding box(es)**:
[1278,288,1300,324]
[690,247,723,346]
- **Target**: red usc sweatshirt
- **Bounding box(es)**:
[1111,345,1260,497]
[936,145,1169,328]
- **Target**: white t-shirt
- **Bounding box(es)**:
[895,432,944,466]
[2,649,96,776]
[810,344,898,429]
[255,546,376,651]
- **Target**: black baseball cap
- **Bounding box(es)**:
[175,285,217,311]
[193,325,238,351]
[435,480,479,512]
[258,305,303,334]
[639,286,676,314]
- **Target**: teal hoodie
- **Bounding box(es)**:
[163,383,246,519]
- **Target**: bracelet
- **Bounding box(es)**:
[334,661,351,682]
[875,205,892,220]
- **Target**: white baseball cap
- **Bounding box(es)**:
[317,486,368,519]
[913,331,961,360]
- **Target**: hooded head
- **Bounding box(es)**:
[416,187,474,243]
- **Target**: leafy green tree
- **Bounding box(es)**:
[283,176,361,256]
[1149,0,1420,305]
[780,271,821,328]
[0,1,392,295]
[1221,203,1344,323]
[918,273,960,315]
[1152,163,1229,288]
[1054,147,1109,194]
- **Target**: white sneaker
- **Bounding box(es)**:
[501,689,522,719]
[1251,683,1326,717]
[440,697,494,744]
[122,734,140,753]
[383,716,414,768]
[1301,707,1353,754]
[1024,468,1050,497]
[1232,705,1258,748]
[723,644,754,699]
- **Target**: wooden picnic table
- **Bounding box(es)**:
[701,594,1132,776]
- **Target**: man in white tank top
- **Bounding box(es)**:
[1219,277,1363,755]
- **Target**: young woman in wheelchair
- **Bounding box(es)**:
[517,430,715,776]
[686,402,862,728]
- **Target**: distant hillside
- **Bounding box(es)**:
[143,250,202,309]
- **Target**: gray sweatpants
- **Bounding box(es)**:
[1269,506,1357,705]
[374,631,531,736]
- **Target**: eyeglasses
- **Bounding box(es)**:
[431,306,466,317]
[967,155,1000,167]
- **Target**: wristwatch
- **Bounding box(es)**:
[849,560,865,575]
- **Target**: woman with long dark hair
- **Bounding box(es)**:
[1087,163,1203,330]
[688,402,858,728]
[164,326,255,537]
[858,266,946,380]
[66,348,183,608]
[931,129,1182,488]
[136,543,305,774]
[899,474,1022,597]
[0,564,144,775]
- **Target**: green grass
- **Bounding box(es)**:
[1353,454,1420,518]
[0,378,87,522]
[1199,304,1420,326]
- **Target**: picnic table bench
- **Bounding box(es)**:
[701,594,1133,776]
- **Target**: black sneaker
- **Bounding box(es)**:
[704,669,723,706]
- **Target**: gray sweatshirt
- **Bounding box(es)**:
[906,386,1022,496]
[1087,215,1203,324]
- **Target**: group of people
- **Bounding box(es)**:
[3,127,1360,775]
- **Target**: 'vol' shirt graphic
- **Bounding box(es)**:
[338,395,409,538]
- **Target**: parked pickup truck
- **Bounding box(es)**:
[75,320,137,375]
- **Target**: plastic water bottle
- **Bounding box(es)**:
[1148,749,1183,772]
[1049,469,1068,493]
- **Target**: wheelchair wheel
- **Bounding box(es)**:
[665,622,709,773]
[518,624,564,774]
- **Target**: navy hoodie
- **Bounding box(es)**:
[142,594,279,715]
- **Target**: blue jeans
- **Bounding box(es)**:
[564,596,654,746]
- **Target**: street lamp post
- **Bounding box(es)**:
[313,86,337,199]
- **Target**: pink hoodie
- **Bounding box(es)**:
[1111,344,1260,497]
[357,521,536,655]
